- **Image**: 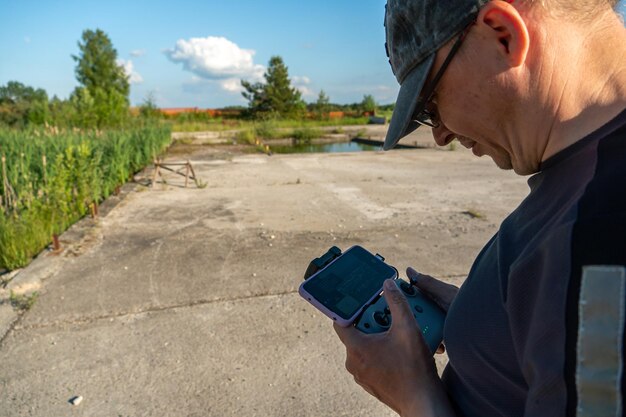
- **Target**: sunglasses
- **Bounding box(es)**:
[412,17,475,129]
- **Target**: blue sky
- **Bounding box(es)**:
[0,0,394,108]
[1,1,625,109]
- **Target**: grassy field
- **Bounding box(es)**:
[0,113,389,271]
[168,116,372,133]
[0,123,171,270]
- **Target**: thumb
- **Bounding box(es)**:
[382,279,418,331]
[407,267,458,312]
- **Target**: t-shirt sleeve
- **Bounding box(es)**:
[506,214,626,417]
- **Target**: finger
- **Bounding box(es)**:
[354,377,380,401]
[382,279,416,330]
[407,267,458,311]
[333,321,367,346]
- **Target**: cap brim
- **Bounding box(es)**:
[383,54,436,151]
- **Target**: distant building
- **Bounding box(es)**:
[328,111,344,119]
[159,107,200,116]
[158,108,242,118]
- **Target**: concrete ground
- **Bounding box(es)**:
[0,128,529,416]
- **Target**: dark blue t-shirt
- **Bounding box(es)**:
[442,109,626,416]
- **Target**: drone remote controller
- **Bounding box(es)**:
[355,279,445,354]
[301,246,445,355]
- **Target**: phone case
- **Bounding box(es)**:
[298,245,397,327]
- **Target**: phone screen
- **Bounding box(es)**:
[301,246,396,320]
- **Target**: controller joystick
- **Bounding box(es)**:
[354,279,445,354]
[399,280,418,296]
[373,311,391,328]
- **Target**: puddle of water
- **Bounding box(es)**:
[270,140,381,154]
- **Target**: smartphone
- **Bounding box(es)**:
[299,245,398,327]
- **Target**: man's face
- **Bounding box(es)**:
[422,31,519,172]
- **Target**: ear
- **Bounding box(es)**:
[476,1,529,67]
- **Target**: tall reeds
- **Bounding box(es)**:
[0,123,171,270]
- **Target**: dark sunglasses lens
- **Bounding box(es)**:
[415,110,438,128]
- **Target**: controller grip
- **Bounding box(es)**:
[355,279,445,355]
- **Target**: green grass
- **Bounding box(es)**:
[232,122,341,144]
[291,127,324,144]
[168,118,244,132]
[234,128,256,145]
[462,209,485,219]
[254,121,280,140]
[170,117,370,133]
[0,123,171,270]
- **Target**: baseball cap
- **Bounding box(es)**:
[383,0,488,150]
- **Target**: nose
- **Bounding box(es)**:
[431,122,455,147]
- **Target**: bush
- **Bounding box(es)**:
[254,121,279,139]
[291,127,323,144]
[235,129,256,145]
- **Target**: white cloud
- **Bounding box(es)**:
[220,78,244,92]
[130,49,146,57]
[291,75,314,98]
[291,75,310,85]
[370,85,397,102]
[117,59,144,84]
[164,36,265,89]
[185,75,242,93]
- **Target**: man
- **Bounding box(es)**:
[334,0,626,416]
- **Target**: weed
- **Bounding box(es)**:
[463,209,484,219]
[355,128,368,138]
[10,290,38,311]
[235,129,256,145]
[254,121,279,139]
[291,127,323,144]
[175,138,194,145]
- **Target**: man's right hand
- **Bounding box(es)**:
[407,267,459,313]
[407,267,459,354]
[334,279,457,417]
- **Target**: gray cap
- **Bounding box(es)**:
[383,0,487,150]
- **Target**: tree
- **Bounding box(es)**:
[240,80,270,117]
[360,94,377,114]
[241,56,305,119]
[71,29,129,127]
[313,90,331,119]
[70,87,98,128]
[0,81,49,127]
[48,95,77,128]
[138,92,161,120]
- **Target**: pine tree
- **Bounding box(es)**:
[314,90,330,119]
[71,29,129,127]
[361,94,377,114]
[241,56,305,119]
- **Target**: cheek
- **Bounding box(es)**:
[437,90,482,135]
[439,75,506,140]
[435,72,483,130]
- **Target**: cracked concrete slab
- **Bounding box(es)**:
[3,294,396,417]
[0,135,529,416]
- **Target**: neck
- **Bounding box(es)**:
[537,12,626,163]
